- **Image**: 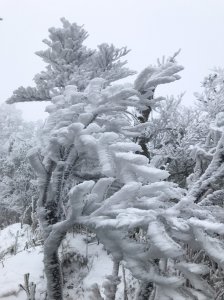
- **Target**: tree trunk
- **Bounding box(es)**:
[104,259,120,300]
[136,91,154,300]
[122,265,128,300]
[44,251,63,300]
[43,231,65,300]
[111,260,120,300]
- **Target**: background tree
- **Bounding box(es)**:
[7,18,135,104]
[0,104,39,227]
[146,97,204,187]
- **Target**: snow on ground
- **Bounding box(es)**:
[65,233,113,287]
[0,246,45,299]
[0,224,136,299]
[62,232,136,299]
[62,233,115,298]
[0,223,45,299]
[0,223,33,258]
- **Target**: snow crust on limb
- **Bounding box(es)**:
[9,38,201,299]
[35,55,187,299]
[38,57,213,299]
[134,57,183,94]
[78,65,224,299]
[24,72,167,299]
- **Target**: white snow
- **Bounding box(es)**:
[0,225,133,299]
[0,246,45,299]
[0,223,45,299]
[0,223,33,258]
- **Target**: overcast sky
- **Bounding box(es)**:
[1,0,224,121]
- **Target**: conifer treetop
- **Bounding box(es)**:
[7,18,135,104]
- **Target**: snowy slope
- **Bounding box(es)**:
[60,233,136,299]
[0,224,136,299]
[0,223,33,258]
[0,223,46,299]
[0,246,45,299]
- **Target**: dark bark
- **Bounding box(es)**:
[37,159,65,300]
[43,231,65,300]
[111,260,120,300]
[44,251,63,300]
[136,281,153,300]
[39,118,98,299]
[137,138,150,159]
[136,91,155,299]
[136,89,154,159]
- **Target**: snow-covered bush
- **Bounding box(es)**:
[147,97,203,187]
[0,104,39,227]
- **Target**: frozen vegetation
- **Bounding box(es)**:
[1,19,224,300]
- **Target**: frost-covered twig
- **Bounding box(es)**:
[19,273,36,300]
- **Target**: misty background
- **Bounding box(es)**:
[1,0,224,121]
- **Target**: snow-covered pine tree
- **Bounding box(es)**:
[10,17,222,299]
[7,18,135,104]
[35,75,186,300]
[23,78,155,299]
[7,18,188,298]
[8,60,184,300]
[6,19,136,299]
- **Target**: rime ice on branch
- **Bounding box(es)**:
[7,18,135,104]
[25,59,185,299]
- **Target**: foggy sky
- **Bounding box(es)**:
[1,0,224,121]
